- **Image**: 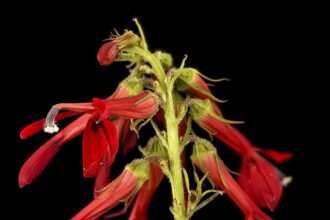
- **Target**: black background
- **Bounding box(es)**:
[6,3,305,220]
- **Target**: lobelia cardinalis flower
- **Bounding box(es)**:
[72,159,150,220]
[191,139,272,220]
[19,90,159,188]
[190,98,293,211]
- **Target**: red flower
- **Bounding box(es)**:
[129,161,164,220]
[191,140,272,220]
[71,159,150,220]
[190,99,293,211]
[19,91,158,187]
[97,41,119,66]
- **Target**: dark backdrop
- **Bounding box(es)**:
[6,3,304,220]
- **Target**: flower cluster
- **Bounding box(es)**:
[19,20,293,220]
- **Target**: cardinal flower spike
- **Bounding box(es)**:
[19,19,293,220]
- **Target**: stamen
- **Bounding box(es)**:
[281,176,293,187]
[276,167,293,187]
[44,105,60,133]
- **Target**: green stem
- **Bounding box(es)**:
[130,46,187,219]
[165,89,187,220]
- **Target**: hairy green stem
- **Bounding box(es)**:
[132,46,187,219]
[165,89,186,220]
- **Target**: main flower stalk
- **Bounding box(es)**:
[136,48,187,219]
[165,87,186,220]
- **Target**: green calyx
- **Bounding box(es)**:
[175,68,197,92]
[140,137,168,158]
[125,159,150,186]
[189,99,213,121]
[120,77,144,95]
[191,138,217,163]
[190,98,243,125]
[115,31,141,49]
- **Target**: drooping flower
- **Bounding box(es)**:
[19,90,158,187]
[71,159,150,220]
[190,98,293,210]
[191,139,272,220]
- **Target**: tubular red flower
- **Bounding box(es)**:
[200,115,290,210]
[97,41,119,66]
[71,159,150,220]
[191,142,271,220]
[200,114,252,155]
[129,161,164,220]
[104,91,159,119]
[190,99,293,211]
[18,114,91,188]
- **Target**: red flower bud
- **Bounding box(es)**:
[97,41,119,66]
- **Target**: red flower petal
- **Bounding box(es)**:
[101,119,119,165]
[261,149,293,163]
[82,115,118,178]
[238,157,283,211]
[92,98,109,122]
[121,120,137,156]
[19,114,90,187]
[94,162,111,198]
[83,115,108,178]
[20,111,79,139]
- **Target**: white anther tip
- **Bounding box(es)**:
[281,176,293,187]
[44,125,59,134]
